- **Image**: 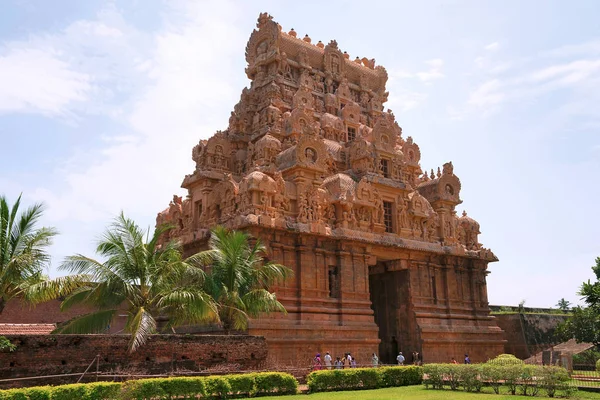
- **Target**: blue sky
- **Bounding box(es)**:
[1,0,599,308]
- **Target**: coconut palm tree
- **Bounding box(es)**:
[200,226,292,333]
[26,213,218,352]
[0,194,57,314]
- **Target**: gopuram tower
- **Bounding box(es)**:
[157,13,505,365]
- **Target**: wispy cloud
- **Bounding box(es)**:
[484,42,499,51]
[415,58,445,84]
[455,40,600,120]
[0,46,91,117]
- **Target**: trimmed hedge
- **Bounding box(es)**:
[0,372,297,400]
[0,383,119,400]
[306,366,423,392]
[423,363,574,398]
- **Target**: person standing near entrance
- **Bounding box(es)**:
[324,352,332,370]
[396,352,405,365]
[372,353,379,367]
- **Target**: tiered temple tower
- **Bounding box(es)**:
[157,13,505,365]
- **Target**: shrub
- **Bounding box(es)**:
[0,336,16,352]
[23,387,52,400]
[457,364,482,392]
[307,366,421,393]
[1,389,28,400]
[158,377,205,399]
[443,364,461,390]
[422,364,445,390]
[51,384,88,400]
[379,366,422,387]
[481,364,504,394]
[227,374,256,396]
[85,382,121,400]
[204,377,231,399]
[596,358,600,372]
[540,366,571,398]
[487,354,525,366]
[121,378,166,400]
[501,365,523,395]
[518,365,541,396]
[254,372,297,395]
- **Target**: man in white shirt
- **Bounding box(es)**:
[324,352,332,370]
[396,352,405,365]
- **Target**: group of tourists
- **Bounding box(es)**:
[312,350,424,370]
[313,352,359,370]
[450,354,471,364]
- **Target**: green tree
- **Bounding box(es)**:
[26,213,218,352]
[0,194,57,314]
[199,226,292,333]
[558,257,600,346]
[556,298,572,312]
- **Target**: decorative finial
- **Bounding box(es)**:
[354,57,362,63]
[316,40,324,49]
[436,167,441,178]
[288,28,297,37]
[462,210,467,217]
[343,51,350,59]
[257,13,273,29]
[430,169,435,180]
[303,34,311,43]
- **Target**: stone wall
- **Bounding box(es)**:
[0,334,267,388]
[494,313,568,359]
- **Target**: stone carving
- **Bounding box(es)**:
[160,12,492,257]
[157,12,501,366]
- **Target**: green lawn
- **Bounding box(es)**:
[253,385,600,400]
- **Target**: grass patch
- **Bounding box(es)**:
[253,385,600,400]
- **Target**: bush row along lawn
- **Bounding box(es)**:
[253,385,600,400]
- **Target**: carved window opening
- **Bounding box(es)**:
[383,201,393,233]
[328,266,340,298]
[431,275,438,304]
[195,200,203,220]
[380,159,390,178]
[347,127,356,142]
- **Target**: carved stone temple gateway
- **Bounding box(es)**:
[157,13,505,365]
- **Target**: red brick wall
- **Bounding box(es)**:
[0,334,267,388]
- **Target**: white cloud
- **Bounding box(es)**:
[467,79,504,108]
[415,58,445,83]
[484,42,499,51]
[457,43,600,119]
[28,0,245,228]
[0,47,91,116]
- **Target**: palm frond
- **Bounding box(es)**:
[126,307,156,353]
[53,309,116,334]
[59,286,96,311]
[242,289,287,317]
[156,289,218,327]
[21,274,91,304]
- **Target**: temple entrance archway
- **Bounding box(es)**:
[368,259,417,364]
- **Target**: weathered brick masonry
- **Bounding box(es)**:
[0,334,267,388]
